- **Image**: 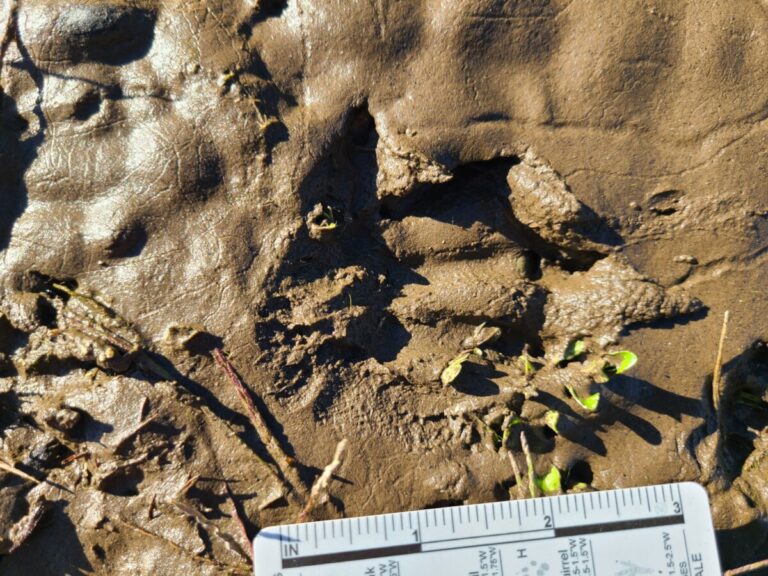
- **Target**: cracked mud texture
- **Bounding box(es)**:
[1,0,767,574]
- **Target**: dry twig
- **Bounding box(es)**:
[225,481,253,561]
[8,498,51,553]
[297,439,348,523]
[212,348,307,505]
[0,457,41,485]
[507,451,526,499]
[120,520,250,575]
[520,431,538,498]
[712,310,730,413]
[723,558,768,576]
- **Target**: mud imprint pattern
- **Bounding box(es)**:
[1,1,768,574]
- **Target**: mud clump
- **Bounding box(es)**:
[1,1,768,574]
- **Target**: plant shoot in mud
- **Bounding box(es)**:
[536,465,562,496]
[561,342,639,411]
[317,205,339,230]
[441,323,501,386]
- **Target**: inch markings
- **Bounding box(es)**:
[255,483,721,576]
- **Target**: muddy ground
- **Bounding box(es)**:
[0,1,767,574]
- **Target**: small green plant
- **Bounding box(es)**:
[565,348,638,411]
[544,410,560,434]
[500,413,523,447]
[440,351,472,385]
[442,323,501,386]
[737,391,768,410]
[602,350,638,376]
[564,383,600,411]
[520,353,537,378]
[461,322,501,349]
[316,205,339,230]
[471,414,501,446]
[536,465,562,496]
[562,339,587,362]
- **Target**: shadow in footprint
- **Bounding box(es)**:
[0,500,93,575]
[529,391,607,456]
[604,374,705,422]
[451,362,503,396]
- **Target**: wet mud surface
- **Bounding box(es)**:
[0,1,767,574]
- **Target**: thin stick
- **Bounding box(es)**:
[0,458,41,484]
[724,558,768,576]
[120,520,250,575]
[225,481,253,561]
[507,451,526,499]
[8,499,51,553]
[296,439,348,523]
[212,348,307,505]
[520,431,538,498]
[712,311,731,413]
[179,474,200,497]
[61,451,88,465]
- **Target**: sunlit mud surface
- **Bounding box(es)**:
[1,1,766,573]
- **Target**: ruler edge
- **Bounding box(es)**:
[253,481,721,572]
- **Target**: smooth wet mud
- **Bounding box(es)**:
[1,1,766,574]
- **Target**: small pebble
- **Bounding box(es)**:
[44,406,82,433]
[673,255,698,265]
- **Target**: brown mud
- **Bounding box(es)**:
[0,1,767,574]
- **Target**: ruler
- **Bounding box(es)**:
[253,482,720,576]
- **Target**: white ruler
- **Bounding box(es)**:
[253,482,720,576]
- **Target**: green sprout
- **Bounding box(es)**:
[562,339,587,362]
[440,352,471,385]
[520,353,537,378]
[602,350,638,376]
[471,415,501,446]
[501,413,523,447]
[737,391,768,410]
[564,383,600,412]
[536,465,562,496]
[441,349,483,386]
[544,410,560,435]
[316,205,338,230]
[462,322,502,349]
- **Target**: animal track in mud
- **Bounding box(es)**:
[258,109,703,429]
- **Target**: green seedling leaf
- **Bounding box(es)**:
[570,482,589,493]
[563,340,586,362]
[472,415,501,446]
[501,414,523,446]
[520,354,537,377]
[565,383,600,412]
[536,465,562,496]
[603,350,638,376]
[317,206,339,230]
[581,392,600,411]
[737,391,768,410]
[440,352,471,386]
[463,322,502,349]
[544,410,560,434]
